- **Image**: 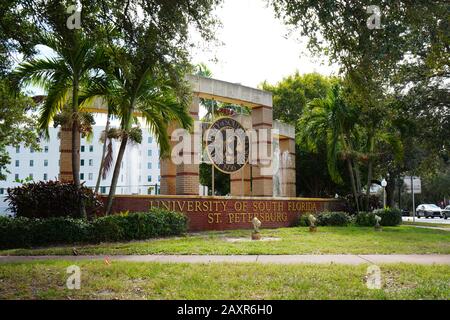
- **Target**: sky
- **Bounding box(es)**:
[190,0,339,88]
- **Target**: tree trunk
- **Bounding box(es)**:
[71,87,80,187]
[59,123,73,182]
[386,174,396,208]
[95,114,110,194]
[346,158,360,213]
[105,134,128,216]
[71,79,85,218]
[354,161,363,210]
[366,159,373,211]
[365,133,374,212]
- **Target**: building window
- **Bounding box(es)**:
[100,186,106,194]
[81,159,85,166]
[44,146,49,153]
[88,173,93,180]
[15,160,19,167]
[29,160,34,167]
[148,149,152,157]
[43,173,48,181]
[29,173,33,179]
[44,160,48,167]
[139,175,141,182]
[158,175,161,182]
[80,173,84,180]
[147,175,152,182]
[89,145,93,152]
[15,146,20,153]
[0,188,4,195]
[30,147,34,153]
[89,159,93,166]
[121,174,123,182]
[147,162,152,169]
[148,137,153,143]
[81,146,85,152]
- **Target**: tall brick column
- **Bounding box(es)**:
[176,97,200,195]
[160,122,177,195]
[59,124,76,182]
[230,114,252,196]
[251,105,273,197]
[279,137,296,197]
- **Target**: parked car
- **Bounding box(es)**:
[416,204,442,218]
[442,205,450,220]
[401,208,410,216]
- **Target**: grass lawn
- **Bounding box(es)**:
[1,225,449,255]
[0,260,448,299]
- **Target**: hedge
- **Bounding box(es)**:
[355,208,402,226]
[6,180,103,219]
[0,209,188,249]
[298,211,350,227]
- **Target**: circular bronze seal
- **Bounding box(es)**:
[205,117,249,174]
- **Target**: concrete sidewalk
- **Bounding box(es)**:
[1,254,449,265]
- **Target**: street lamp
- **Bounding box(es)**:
[381,179,387,209]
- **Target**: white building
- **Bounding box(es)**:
[0,125,161,214]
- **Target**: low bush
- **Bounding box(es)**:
[355,208,402,226]
[0,209,188,249]
[91,209,187,242]
[0,216,89,248]
[373,208,402,226]
[297,214,312,226]
[354,211,375,226]
[316,212,351,226]
[297,211,351,227]
[6,180,103,219]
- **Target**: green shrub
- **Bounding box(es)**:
[373,208,402,226]
[355,208,402,226]
[0,216,89,249]
[297,212,351,227]
[297,214,313,226]
[355,212,375,226]
[316,212,350,226]
[0,208,188,249]
[91,209,187,242]
[6,180,103,219]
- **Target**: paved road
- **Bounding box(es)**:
[1,254,449,265]
[403,216,450,225]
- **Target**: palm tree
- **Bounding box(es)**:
[15,32,105,190]
[91,61,192,215]
[298,84,361,212]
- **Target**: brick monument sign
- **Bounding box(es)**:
[97,75,343,230]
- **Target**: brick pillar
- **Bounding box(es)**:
[230,114,252,196]
[230,165,251,196]
[176,97,200,195]
[279,137,296,197]
[59,124,74,182]
[160,122,177,195]
[251,105,273,197]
